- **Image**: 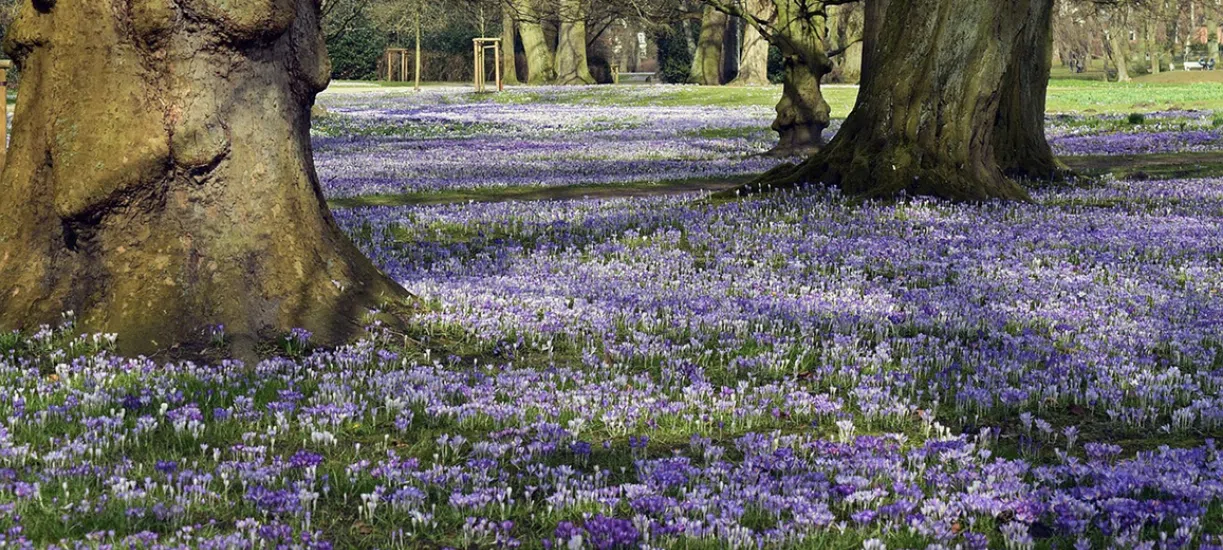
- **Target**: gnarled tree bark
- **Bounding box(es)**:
[768,3,832,157]
[994,0,1066,181]
[0,0,410,355]
[736,0,1057,202]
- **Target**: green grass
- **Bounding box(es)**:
[1062,152,1223,181]
[1045,78,1223,113]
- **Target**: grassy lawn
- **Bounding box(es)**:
[329,72,1223,115]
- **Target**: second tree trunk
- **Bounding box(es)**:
[741,0,1058,202]
[555,0,594,85]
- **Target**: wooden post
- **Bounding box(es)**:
[386,50,393,81]
[473,41,482,92]
[494,41,502,91]
[400,51,407,84]
[0,60,10,173]
[473,39,504,93]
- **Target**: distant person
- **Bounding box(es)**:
[1211,58,1218,71]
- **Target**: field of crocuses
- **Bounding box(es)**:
[312,87,1223,198]
[312,87,790,198]
[4,85,1223,549]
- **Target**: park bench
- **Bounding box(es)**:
[1185,59,1215,71]
[611,67,659,84]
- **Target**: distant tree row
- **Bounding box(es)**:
[1055,0,1223,81]
[315,0,867,88]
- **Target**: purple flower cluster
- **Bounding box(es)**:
[311,89,1223,199]
[1050,129,1222,156]
[312,90,788,197]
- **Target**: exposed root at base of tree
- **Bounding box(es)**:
[719,149,1038,204]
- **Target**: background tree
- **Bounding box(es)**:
[740,0,1059,201]
[704,0,853,156]
[1096,1,1134,81]
[510,0,557,83]
[0,0,409,355]
[690,5,729,84]
[826,2,863,82]
[555,0,596,84]
[501,0,522,85]
[729,0,771,86]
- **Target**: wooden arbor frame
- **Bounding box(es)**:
[383,48,411,82]
[473,38,504,93]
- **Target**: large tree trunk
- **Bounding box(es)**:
[501,1,522,85]
[994,0,1066,180]
[515,0,555,84]
[690,6,727,85]
[0,0,409,355]
[554,0,594,85]
[859,0,889,90]
[729,0,771,86]
[739,0,1051,202]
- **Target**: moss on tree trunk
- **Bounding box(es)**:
[736,0,1057,202]
[770,51,830,157]
[707,0,832,155]
[0,0,411,356]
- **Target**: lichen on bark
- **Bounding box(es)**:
[0,0,411,356]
